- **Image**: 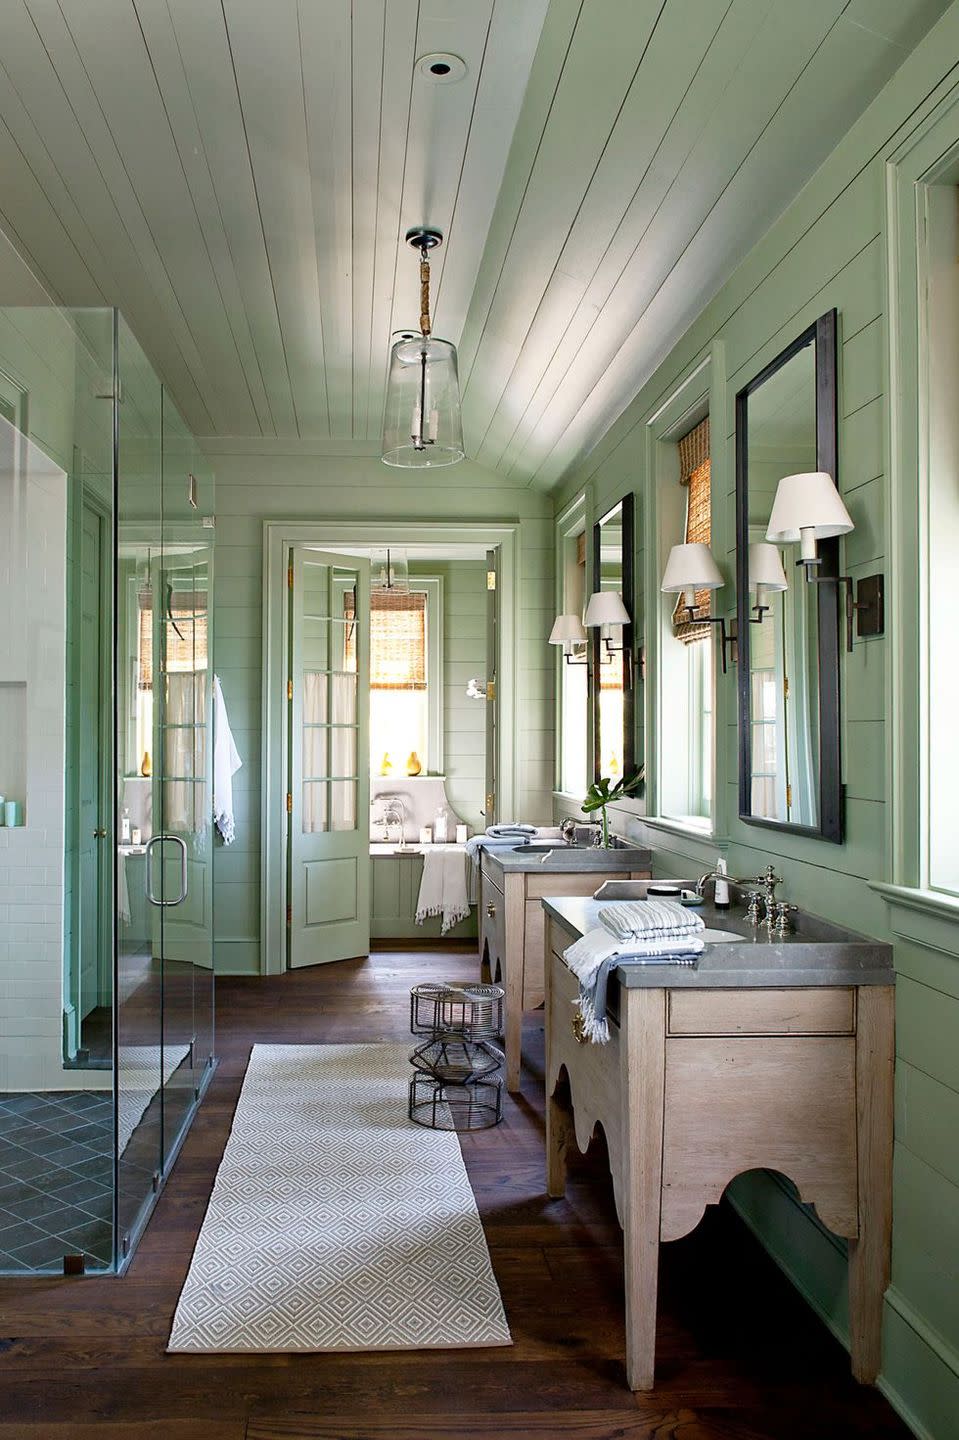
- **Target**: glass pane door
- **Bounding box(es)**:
[115,316,164,1256]
[157,396,214,1162]
[288,548,370,968]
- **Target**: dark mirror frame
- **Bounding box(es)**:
[735,308,843,843]
[591,493,635,784]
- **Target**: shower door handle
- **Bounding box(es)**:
[145,834,188,907]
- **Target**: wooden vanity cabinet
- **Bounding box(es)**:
[544,913,895,1393]
[479,854,650,1090]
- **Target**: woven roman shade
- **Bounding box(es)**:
[345,590,427,690]
[138,591,209,689]
[672,416,712,644]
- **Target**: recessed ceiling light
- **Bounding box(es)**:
[417,53,467,84]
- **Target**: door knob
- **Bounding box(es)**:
[93,827,107,838]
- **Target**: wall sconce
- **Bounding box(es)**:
[747,542,788,621]
[584,590,630,658]
[548,613,588,665]
[766,471,884,651]
[661,542,733,673]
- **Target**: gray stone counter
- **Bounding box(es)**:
[483,843,651,874]
[544,896,894,987]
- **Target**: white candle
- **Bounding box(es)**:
[419,826,432,845]
[455,823,468,844]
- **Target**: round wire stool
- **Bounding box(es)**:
[409,982,504,1042]
[408,981,506,1130]
[410,1036,504,1084]
[408,1070,504,1131]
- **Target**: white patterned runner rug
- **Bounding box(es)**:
[168,1043,511,1353]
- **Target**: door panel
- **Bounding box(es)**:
[289,547,370,967]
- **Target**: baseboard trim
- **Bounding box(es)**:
[885,1286,959,1383]
[727,1182,959,1440]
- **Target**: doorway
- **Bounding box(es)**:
[262,522,519,976]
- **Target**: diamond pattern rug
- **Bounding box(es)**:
[167,1043,511,1353]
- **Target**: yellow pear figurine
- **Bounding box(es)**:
[405,751,422,777]
[140,750,152,778]
[379,752,393,777]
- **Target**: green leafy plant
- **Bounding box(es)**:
[582,767,645,848]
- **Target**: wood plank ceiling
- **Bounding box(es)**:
[0,0,948,489]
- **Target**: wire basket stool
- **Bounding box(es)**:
[409,982,504,1042]
[408,981,505,1131]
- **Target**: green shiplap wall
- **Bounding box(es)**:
[553,11,959,1438]
[207,449,554,977]
[408,560,487,832]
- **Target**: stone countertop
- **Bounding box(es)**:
[544,896,894,987]
[369,843,466,856]
[482,843,652,874]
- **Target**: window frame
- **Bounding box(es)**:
[638,344,730,847]
[885,95,959,905]
[553,492,589,806]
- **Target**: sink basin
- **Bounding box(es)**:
[700,928,738,944]
[512,843,568,853]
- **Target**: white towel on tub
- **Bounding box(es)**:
[416,847,470,935]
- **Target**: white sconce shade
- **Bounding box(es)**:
[661,542,723,609]
[549,613,588,646]
[766,471,853,561]
[584,590,630,628]
[748,542,788,607]
[381,334,465,468]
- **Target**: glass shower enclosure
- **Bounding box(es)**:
[0,305,215,1274]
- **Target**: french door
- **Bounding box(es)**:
[287,547,370,967]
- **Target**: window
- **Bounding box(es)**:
[659,415,714,827]
[557,509,588,798]
[358,586,434,777]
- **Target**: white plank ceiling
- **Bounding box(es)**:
[0,0,948,488]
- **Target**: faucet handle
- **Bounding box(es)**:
[772,901,798,936]
[744,890,763,926]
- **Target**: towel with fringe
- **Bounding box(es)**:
[563,900,705,1043]
[416,847,470,935]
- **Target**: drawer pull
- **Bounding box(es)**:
[486,903,496,918]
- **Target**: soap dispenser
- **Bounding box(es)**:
[714,856,730,910]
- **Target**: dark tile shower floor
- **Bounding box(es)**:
[0,1092,113,1272]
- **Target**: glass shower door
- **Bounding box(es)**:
[115,316,165,1258]
[156,397,214,1163]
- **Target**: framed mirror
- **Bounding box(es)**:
[735,309,842,842]
[591,494,635,784]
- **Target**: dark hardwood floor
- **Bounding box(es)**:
[0,948,911,1440]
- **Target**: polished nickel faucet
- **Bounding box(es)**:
[696,862,784,926]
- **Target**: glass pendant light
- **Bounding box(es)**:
[370,546,410,594]
[381,228,465,468]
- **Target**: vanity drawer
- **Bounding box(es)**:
[667,987,856,1037]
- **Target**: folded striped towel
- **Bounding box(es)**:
[599,899,704,943]
[564,903,704,1044]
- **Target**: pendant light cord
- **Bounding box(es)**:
[419,253,432,337]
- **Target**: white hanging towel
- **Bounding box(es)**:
[212,675,243,845]
[416,846,470,935]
